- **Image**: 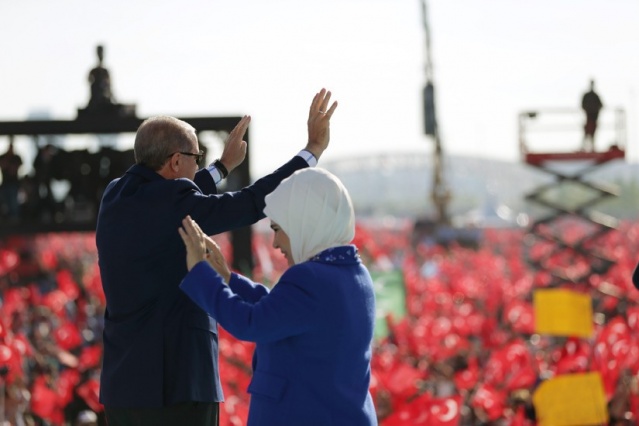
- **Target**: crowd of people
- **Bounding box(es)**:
[0,217,637,425]
[0,232,105,425]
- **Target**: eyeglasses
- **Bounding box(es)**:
[167,150,205,166]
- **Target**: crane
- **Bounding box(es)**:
[420,0,450,225]
[413,1,481,249]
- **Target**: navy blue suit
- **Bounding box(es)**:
[96,156,308,408]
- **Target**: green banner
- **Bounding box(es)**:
[370,269,407,340]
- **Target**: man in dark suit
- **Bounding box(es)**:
[96,89,337,425]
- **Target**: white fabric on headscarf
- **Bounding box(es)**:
[263,168,355,265]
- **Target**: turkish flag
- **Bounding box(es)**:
[382,392,432,426]
[381,393,463,426]
[425,395,463,426]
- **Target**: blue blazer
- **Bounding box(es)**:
[96,156,307,408]
[180,246,378,426]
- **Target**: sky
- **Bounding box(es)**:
[1,0,638,178]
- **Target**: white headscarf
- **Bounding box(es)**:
[263,168,355,265]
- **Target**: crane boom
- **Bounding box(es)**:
[420,0,450,225]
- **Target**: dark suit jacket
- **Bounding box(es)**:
[96,156,307,408]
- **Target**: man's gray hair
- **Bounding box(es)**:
[134,116,196,171]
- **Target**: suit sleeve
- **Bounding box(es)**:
[193,169,217,194]
[181,156,308,236]
[179,262,320,344]
[228,272,269,303]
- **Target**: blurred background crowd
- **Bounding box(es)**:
[0,217,637,425]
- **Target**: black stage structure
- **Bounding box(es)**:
[0,114,255,272]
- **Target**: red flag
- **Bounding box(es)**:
[0,343,23,383]
[0,344,13,365]
[503,299,535,335]
[0,319,6,340]
[41,290,69,318]
[83,264,106,305]
[53,322,83,351]
[381,402,415,426]
[382,392,432,426]
[509,405,534,426]
[426,395,463,426]
[78,345,102,371]
[454,357,479,391]
[220,395,249,426]
[0,287,28,319]
[383,362,424,400]
[56,368,80,407]
[0,248,19,275]
[77,379,104,413]
[39,248,58,270]
[30,375,63,423]
[629,392,639,423]
[553,337,591,375]
[56,269,80,300]
[471,384,506,421]
[506,363,537,391]
[10,332,34,358]
[627,306,639,333]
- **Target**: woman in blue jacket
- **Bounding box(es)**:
[179,167,378,426]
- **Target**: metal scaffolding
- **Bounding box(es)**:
[519,108,626,287]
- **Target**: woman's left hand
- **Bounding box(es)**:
[179,216,232,283]
[179,216,207,271]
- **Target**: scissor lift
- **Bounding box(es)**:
[519,108,626,287]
